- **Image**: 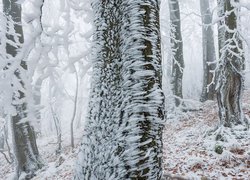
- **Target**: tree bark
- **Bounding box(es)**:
[3,0,43,178]
[70,65,79,149]
[216,0,246,127]
[75,0,164,179]
[169,0,184,107]
[200,0,216,102]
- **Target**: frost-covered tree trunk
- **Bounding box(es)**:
[31,0,45,136]
[75,0,164,179]
[70,66,79,149]
[217,0,225,59]
[3,0,43,178]
[216,0,246,127]
[33,77,44,136]
[169,0,184,107]
[200,0,216,102]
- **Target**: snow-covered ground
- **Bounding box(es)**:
[0,127,84,180]
[1,89,250,179]
[163,89,250,179]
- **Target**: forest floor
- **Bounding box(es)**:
[0,89,250,180]
[163,89,250,179]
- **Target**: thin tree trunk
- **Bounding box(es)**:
[51,105,62,155]
[169,0,184,107]
[70,65,79,149]
[200,0,216,102]
[216,0,246,127]
[33,77,44,136]
[3,0,43,178]
[33,0,45,136]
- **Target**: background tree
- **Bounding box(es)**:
[217,0,225,59]
[216,0,247,127]
[2,0,43,178]
[75,0,165,179]
[200,0,216,102]
[169,0,184,107]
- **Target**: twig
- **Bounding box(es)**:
[0,150,13,164]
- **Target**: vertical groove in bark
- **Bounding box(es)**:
[217,0,246,127]
[200,0,216,102]
[3,0,43,178]
[169,0,184,107]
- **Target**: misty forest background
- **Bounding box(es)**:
[0,0,250,179]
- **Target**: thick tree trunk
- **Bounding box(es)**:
[75,0,164,179]
[200,0,216,102]
[75,1,125,178]
[216,0,246,127]
[122,1,164,178]
[169,0,184,107]
[3,0,43,178]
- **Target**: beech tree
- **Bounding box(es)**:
[169,0,184,107]
[216,0,247,127]
[75,0,165,179]
[2,0,43,178]
[200,0,216,102]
